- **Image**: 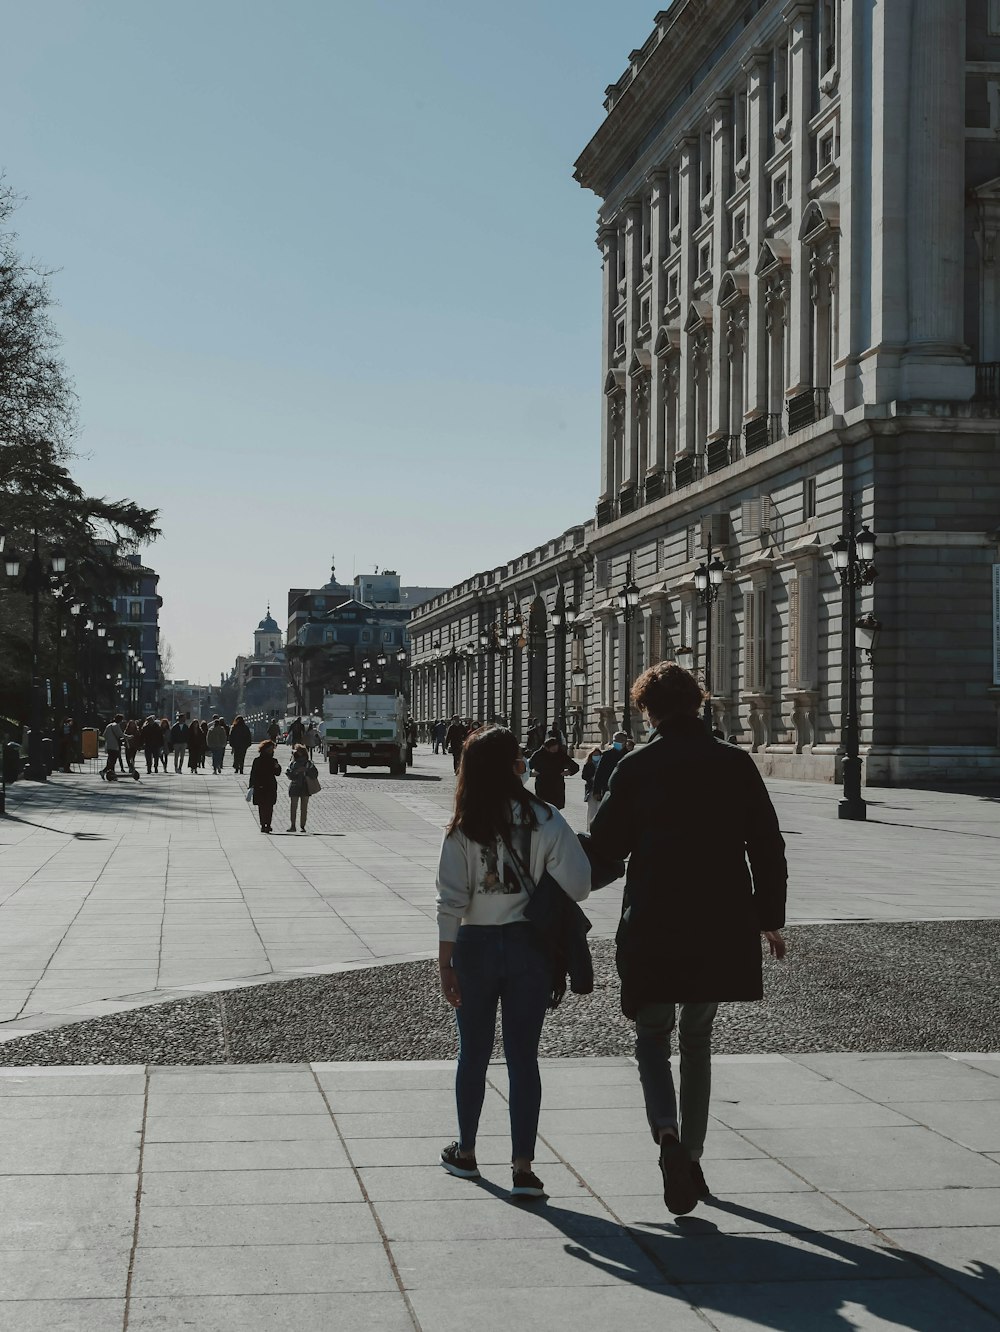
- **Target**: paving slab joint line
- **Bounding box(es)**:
[719,1088,1000,1324]
[308,1064,422,1330]
[121,1065,150,1330]
[484,1072,720,1329]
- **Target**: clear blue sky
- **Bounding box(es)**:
[3,0,655,682]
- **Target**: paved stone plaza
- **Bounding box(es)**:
[0,751,997,1039]
[1,751,998,1329]
[0,1055,999,1329]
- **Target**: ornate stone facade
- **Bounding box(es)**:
[410,0,1000,784]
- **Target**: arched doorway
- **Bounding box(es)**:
[527,597,548,729]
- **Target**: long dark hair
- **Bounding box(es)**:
[447,725,547,847]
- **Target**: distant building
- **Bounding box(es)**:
[162,680,216,722]
[242,606,287,736]
[286,562,447,713]
[111,552,162,716]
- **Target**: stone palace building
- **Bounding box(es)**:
[409,0,1000,784]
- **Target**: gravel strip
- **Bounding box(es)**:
[0,921,995,1066]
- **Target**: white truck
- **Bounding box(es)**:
[322,693,409,776]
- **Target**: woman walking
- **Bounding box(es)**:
[187,721,206,772]
[229,715,252,774]
[580,746,605,828]
[285,743,319,832]
[206,718,228,773]
[248,739,281,833]
[436,725,591,1198]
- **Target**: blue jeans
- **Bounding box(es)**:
[211,749,224,772]
[635,1002,719,1161]
[452,922,551,1162]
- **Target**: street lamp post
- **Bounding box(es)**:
[616,563,640,737]
[550,590,577,740]
[505,607,522,735]
[693,549,726,734]
[832,502,878,822]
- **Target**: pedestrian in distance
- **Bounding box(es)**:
[591,730,629,803]
[527,736,580,810]
[305,720,322,760]
[285,743,319,832]
[405,716,418,765]
[432,719,446,755]
[157,719,171,771]
[248,739,281,833]
[588,661,787,1217]
[524,717,545,752]
[141,715,163,775]
[187,721,207,773]
[580,745,605,828]
[229,715,253,774]
[289,716,305,746]
[101,715,125,781]
[58,717,76,773]
[436,725,591,1199]
[169,715,188,772]
[206,718,228,773]
[267,717,281,745]
[445,714,467,773]
[123,719,140,774]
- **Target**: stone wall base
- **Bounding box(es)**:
[863,746,1000,787]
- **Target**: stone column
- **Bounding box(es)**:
[900,0,974,399]
[598,225,617,501]
[676,136,698,452]
[786,2,814,395]
[708,96,732,440]
[647,169,669,478]
[743,51,770,421]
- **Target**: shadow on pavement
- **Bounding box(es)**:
[463,1180,999,1331]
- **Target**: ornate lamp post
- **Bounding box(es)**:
[832,503,878,821]
[505,607,522,735]
[693,549,726,733]
[616,563,640,737]
[550,590,577,739]
[395,647,408,704]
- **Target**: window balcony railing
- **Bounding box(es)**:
[674,453,702,489]
[706,435,737,474]
[786,387,830,435]
[643,471,667,503]
[974,363,1000,400]
[744,413,783,455]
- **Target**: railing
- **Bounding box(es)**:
[674,453,702,489]
[974,363,1000,400]
[706,435,737,474]
[644,471,667,503]
[596,498,615,527]
[786,387,830,435]
[744,413,783,455]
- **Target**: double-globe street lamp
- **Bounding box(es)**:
[2,528,68,780]
[832,503,878,821]
[550,591,578,739]
[617,564,640,737]
[693,550,727,734]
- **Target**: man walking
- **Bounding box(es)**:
[589,661,787,1217]
[444,714,467,773]
[102,715,125,782]
[141,716,162,774]
[169,716,188,771]
[432,719,446,755]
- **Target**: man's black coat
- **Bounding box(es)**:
[589,717,787,1015]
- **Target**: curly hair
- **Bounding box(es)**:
[631,660,706,721]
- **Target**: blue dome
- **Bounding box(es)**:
[257,609,279,633]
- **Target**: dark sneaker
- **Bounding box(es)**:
[440,1142,480,1179]
[510,1169,546,1199]
[659,1136,699,1215]
[690,1161,711,1199]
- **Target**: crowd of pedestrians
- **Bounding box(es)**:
[99,713,272,781]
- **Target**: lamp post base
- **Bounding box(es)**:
[838,798,867,821]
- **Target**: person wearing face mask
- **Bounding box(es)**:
[587,661,787,1219]
[590,731,629,804]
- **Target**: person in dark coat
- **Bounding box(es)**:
[580,746,605,827]
[445,715,467,773]
[229,716,253,774]
[589,661,787,1217]
[528,739,580,810]
[248,739,281,833]
[591,731,628,801]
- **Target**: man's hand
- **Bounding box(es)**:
[763,930,786,960]
[440,965,461,1008]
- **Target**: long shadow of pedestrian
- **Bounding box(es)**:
[0,814,106,840]
[471,1179,999,1330]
